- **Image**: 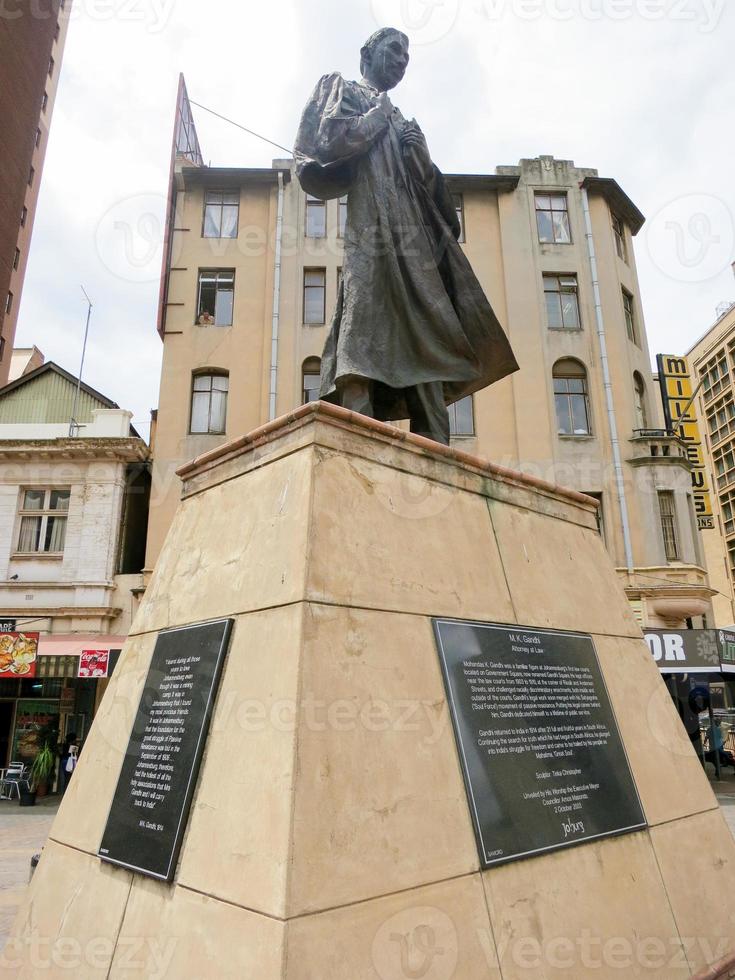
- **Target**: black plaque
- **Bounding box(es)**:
[0,619,17,633]
[433,619,646,868]
[98,619,233,880]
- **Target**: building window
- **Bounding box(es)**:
[302,357,321,403]
[13,248,20,271]
[338,196,348,238]
[48,56,54,77]
[35,127,41,148]
[584,492,605,540]
[337,267,343,296]
[633,372,648,430]
[197,270,234,326]
[535,193,571,244]
[622,289,637,344]
[16,489,70,554]
[721,489,735,537]
[701,349,729,403]
[305,195,326,238]
[54,21,60,40]
[190,373,228,434]
[707,394,735,446]
[553,359,591,436]
[203,189,239,239]
[41,91,48,112]
[28,166,34,187]
[729,541,735,582]
[714,442,735,491]
[454,194,466,243]
[4,292,12,315]
[449,395,474,436]
[20,206,27,227]
[658,490,680,561]
[612,213,627,262]
[544,274,581,330]
[303,268,326,324]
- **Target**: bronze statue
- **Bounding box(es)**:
[295,27,518,445]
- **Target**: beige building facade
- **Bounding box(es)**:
[686,299,735,627]
[0,357,150,770]
[145,94,712,629]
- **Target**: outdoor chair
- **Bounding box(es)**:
[0,763,30,800]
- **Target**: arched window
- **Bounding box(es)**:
[553,359,591,436]
[190,371,228,434]
[633,372,648,430]
[302,358,321,404]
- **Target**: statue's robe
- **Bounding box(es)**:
[294,72,518,418]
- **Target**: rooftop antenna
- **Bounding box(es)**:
[69,286,92,437]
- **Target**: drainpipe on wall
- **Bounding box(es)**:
[581,187,635,573]
[268,171,285,421]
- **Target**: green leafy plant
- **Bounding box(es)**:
[28,722,59,792]
[30,743,55,791]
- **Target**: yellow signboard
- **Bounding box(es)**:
[656,354,714,530]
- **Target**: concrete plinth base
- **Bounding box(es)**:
[5,403,735,978]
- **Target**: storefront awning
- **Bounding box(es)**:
[37,635,127,657]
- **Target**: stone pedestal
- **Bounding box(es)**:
[5,403,735,978]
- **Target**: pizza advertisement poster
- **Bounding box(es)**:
[12,700,60,762]
[79,649,110,678]
[0,632,39,679]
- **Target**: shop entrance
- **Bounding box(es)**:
[0,702,14,767]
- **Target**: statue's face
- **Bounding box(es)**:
[365,33,409,91]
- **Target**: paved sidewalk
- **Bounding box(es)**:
[712,778,735,840]
[0,796,59,947]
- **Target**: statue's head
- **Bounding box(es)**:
[360,27,409,91]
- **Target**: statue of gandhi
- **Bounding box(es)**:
[295,28,518,445]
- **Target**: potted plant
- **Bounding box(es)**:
[30,742,56,799]
[28,721,60,798]
[19,782,36,807]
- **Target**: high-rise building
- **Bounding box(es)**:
[144,85,712,629]
[682,296,735,626]
[0,0,72,385]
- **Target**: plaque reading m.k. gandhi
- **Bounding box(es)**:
[433,619,646,868]
[98,619,233,881]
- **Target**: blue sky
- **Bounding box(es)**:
[16,0,735,439]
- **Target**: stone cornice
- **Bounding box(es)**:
[616,564,715,601]
[626,455,693,470]
[177,402,599,514]
[0,437,149,464]
[0,581,116,589]
[623,584,716,601]
[0,606,122,618]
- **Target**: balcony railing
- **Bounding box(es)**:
[632,428,676,439]
[629,429,689,464]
